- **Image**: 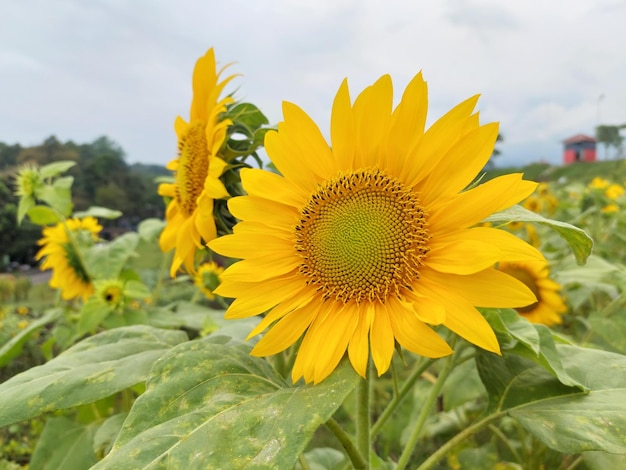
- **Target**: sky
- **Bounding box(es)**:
[1,0,624,168]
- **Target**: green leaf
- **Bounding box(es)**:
[16,195,35,224]
[30,416,97,470]
[94,413,128,457]
[510,389,626,454]
[485,204,593,264]
[583,451,626,470]
[508,325,583,389]
[83,232,139,280]
[137,218,165,241]
[484,308,540,355]
[0,326,187,427]
[95,340,359,469]
[26,205,61,225]
[296,448,348,470]
[588,309,626,354]
[227,102,269,130]
[39,160,76,178]
[77,297,114,336]
[442,358,486,411]
[74,206,123,220]
[37,184,73,216]
[477,344,626,454]
[123,280,151,299]
[0,308,63,367]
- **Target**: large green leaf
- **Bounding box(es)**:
[485,204,593,264]
[0,326,187,427]
[95,338,359,469]
[477,344,626,454]
[26,205,61,225]
[83,232,140,280]
[29,416,97,470]
[485,309,582,389]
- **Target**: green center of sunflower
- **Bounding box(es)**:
[176,120,209,217]
[295,168,430,303]
[499,266,540,314]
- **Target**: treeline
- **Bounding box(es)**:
[0,136,168,267]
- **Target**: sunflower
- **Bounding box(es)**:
[497,260,567,325]
[35,217,102,300]
[210,74,542,384]
[604,184,624,200]
[158,48,235,276]
[94,279,125,309]
[194,261,224,300]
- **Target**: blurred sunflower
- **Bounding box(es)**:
[604,184,624,200]
[601,203,619,214]
[523,195,543,213]
[497,260,566,325]
[194,261,224,300]
[158,48,235,276]
[211,73,542,384]
[588,177,609,190]
[94,279,125,309]
[35,217,102,300]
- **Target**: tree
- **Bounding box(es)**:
[595,125,625,160]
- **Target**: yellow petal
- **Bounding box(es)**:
[385,72,428,176]
[240,168,307,207]
[370,303,395,376]
[352,75,393,169]
[387,297,453,358]
[348,304,373,378]
[331,79,356,168]
[402,95,479,187]
[420,122,499,205]
[424,267,537,308]
[251,302,319,356]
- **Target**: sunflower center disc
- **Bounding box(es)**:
[175,120,209,216]
[498,265,540,313]
[296,168,430,303]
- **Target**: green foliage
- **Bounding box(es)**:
[95,339,359,470]
[486,204,593,264]
[0,326,187,427]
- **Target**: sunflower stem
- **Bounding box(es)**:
[371,357,435,438]
[356,371,371,469]
[396,344,457,470]
[326,418,367,469]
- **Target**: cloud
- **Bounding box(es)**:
[0,0,624,169]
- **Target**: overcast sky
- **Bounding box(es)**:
[1,0,624,168]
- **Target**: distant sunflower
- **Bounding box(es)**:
[211,74,541,384]
[497,260,567,325]
[158,48,235,276]
[35,217,102,300]
[94,279,125,309]
[194,261,224,300]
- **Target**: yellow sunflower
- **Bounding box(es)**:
[497,260,567,325]
[604,184,624,200]
[210,73,542,384]
[158,48,235,276]
[194,261,224,300]
[35,217,102,300]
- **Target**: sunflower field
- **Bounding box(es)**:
[1,48,626,470]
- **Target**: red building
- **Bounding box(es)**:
[562,134,597,164]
